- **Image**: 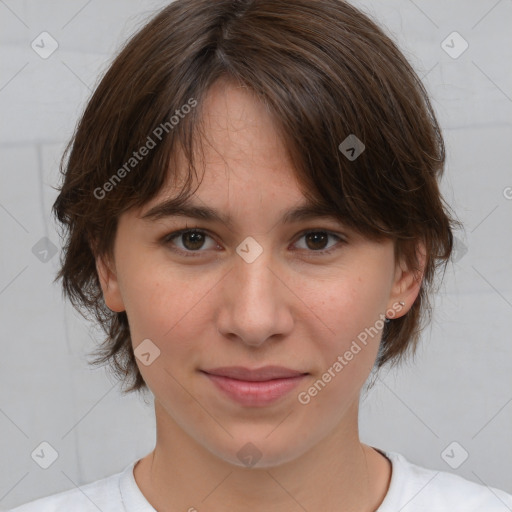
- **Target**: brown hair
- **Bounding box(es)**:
[52,0,461,396]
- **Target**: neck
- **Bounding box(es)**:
[133,399,391,512]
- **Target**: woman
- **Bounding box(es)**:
[11,0,512,510]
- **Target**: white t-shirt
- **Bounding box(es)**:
[7,449,512,511]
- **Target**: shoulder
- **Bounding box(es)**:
[6,464,130,512]
[377,449,512,512]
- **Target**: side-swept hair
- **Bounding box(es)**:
[52,0,461,395]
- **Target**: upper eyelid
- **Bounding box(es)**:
[166,225,346,237]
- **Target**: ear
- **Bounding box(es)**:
[386,240,426,318]
[95,252,126,313]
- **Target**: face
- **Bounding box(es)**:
[96,79,422,469]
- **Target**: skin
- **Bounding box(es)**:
[96,78,425,512]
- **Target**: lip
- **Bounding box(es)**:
[202,365,306,381]
[200,366,308,407]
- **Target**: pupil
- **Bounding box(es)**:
[307,232,327,250]
[184,232,204,250]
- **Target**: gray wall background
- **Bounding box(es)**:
[1,0,511,509]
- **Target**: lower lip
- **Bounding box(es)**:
[202,372,307,406]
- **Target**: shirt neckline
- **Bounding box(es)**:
[372,448,404,511]
[119,447,404,511]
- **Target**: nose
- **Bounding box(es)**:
[216,248,294,348]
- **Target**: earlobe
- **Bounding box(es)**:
[95,254,126,313]
[387,241,426,318]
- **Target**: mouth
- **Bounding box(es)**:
[200,366,309,407]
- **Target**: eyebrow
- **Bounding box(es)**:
[140,197,343,228]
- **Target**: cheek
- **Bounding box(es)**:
[305,272,389,383]
[122,267,215,395]
[116,260,207,361]
[308,269,388,337]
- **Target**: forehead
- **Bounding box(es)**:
[137,81,314,220]
[129,80,359,236]
[194,79,291,170]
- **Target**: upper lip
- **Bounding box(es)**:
[201,366,307,381]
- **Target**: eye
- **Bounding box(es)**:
[293,229,345,256]
[162,227,345,257]
[163,228,219,256]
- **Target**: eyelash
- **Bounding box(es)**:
[162,226,346,258]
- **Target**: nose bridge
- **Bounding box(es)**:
[232,243,279,308]
[218,240,292,345]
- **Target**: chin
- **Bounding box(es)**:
[207,432,314,470]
